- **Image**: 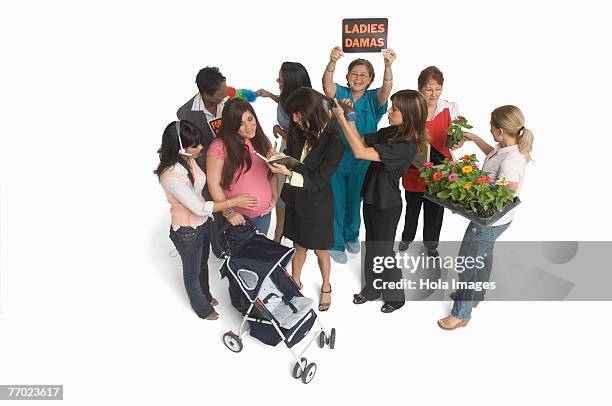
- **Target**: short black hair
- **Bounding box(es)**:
[196,67,226,96]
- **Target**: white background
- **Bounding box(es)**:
[1,0,611,404]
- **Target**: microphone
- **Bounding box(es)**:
[322,96,359,122]
[176,121,193,157]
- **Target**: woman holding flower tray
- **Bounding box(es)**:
[399,66,462,255]
[438,105,534,330]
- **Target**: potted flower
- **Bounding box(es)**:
[419,155,520,225]
[446,116,473,148]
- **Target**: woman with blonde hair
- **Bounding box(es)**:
[438,105,534,330]
[333,89,428,313]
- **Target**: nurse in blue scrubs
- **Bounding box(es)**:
[322,46,396,263]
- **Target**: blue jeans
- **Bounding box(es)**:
[248,212,271,236]
[169,222,214,319]
[451,221,511,320]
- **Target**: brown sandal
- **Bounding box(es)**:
[437,315,470,330]
[205,311,220,321]
[319,285,332,312]
[210,298,219,307]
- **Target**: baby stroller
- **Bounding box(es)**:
[217,220,336,384]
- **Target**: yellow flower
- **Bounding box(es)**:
[496,177,509,186]
[463,182,473,190]
[462,165,473,174]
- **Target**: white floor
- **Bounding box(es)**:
[2,1,612,404]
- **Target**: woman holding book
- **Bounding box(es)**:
[267,87,344,311]
[399,66,460,255]
[437,105,534,330]
[332,90,428,313]
[207,98,277,235]
[257,62,313,242]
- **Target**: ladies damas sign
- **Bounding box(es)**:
[342,18,388,53]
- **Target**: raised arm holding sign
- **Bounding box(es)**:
[320,24,397,264]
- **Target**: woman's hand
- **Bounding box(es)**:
[230,194,258,210]
[256,89,274,98]
[266,148,279,159]
[462,131,476,141]
[329,46,344,62]
[268,163,291,177]
[451,139,466,150]
[272,124,287,140]
[260,195,277,216]
[331,98,346,121]
[382,48,397,66]
[226,211,246,226]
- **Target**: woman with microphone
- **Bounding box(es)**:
[155,120,257,320]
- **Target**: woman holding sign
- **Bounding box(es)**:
[322,45,396,264]
[267,88,344,312]
[332,90,428,313]
[257,62,313,242]
[399,66,460,255]
[206,99,277,235]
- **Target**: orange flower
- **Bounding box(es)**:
[461,155,471,163]
[462,165,473,174]
[432,171,443,182]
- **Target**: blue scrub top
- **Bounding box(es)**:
[335,83,388,172]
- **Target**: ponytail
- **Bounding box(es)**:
[517,127,534,161]
[491,105,534,161]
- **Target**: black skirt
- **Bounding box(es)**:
[283,206,334,250]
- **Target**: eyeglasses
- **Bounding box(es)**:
[349,72,370,79]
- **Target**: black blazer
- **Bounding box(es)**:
[281,128,344,220]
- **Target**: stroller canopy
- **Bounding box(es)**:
[218,222,295,303]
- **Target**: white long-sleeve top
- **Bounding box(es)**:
[160,159,214,230]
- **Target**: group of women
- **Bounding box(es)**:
[155,46,535,330]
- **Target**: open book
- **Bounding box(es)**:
[255,152,303,170]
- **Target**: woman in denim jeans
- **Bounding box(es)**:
[155,120,257,320]
[438,105,534,330]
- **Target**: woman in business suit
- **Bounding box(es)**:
[268,87,344,312]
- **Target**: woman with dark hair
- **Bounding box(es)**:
[207,99,277,234]
[267,87,344,312]
[332,90,428,313]
[322,46,397,264]
[257,62,313,242]
[155,120,257,320]
[399,66,461,255]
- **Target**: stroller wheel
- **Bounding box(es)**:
[222,331,243,353]
[292,357,308,379]
[329,328,336,350]
[302,362,317,384]
[318,331,326,348]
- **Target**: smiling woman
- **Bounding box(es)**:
[321,45,396,264]
[206,99,277,235]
